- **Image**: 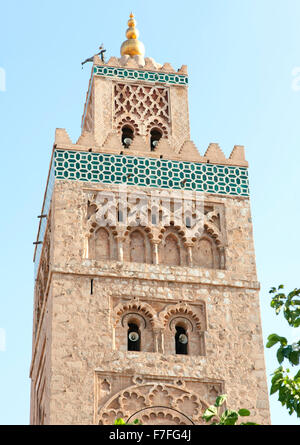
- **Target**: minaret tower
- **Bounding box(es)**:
[30,14,270,425]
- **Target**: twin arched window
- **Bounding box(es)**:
[114,300,206,356]
[126,321,189,355]
[121,125,163,150]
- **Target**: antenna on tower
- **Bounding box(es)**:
[81,43,106,68]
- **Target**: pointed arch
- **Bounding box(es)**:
[193,233,220,269]
[159,302,206,356]
[163,233,180,266]
[95,227,110,260]
[130,229,146,263]
[159,302,203,331]
[123,228,152,264]
[159,227,187,266]
[113,298,157,353]
[114,298,157,328]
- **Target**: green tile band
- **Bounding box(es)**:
[94,65,188,86]
[54,150,249,197]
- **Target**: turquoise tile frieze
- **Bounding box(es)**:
[54,149,249,197]
[94,65,188,86]
[34,149,249,278]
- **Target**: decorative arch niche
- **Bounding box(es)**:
[192,234,220,269]
[95,228,110,260]
[123,228,152,264]
[96,379,214,425]
[113,299,156,353]
[159,228,187,266]
[89,227,116,261]
[130,230,146,263]
[160,302,206,356]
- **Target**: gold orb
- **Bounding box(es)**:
[128,18,136,28]
[120,39,145,57]
[120,13,145,57]
[126,27,139,40]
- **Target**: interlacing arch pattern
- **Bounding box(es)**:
[97,381,211,425]
[203,220,222,245]
[85,192,225,267]
[86,208,223,246]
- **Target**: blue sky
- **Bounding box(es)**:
[0,0,299,425]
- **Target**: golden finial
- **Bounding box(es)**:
[120,13,145,57]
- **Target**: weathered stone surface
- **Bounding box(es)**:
[30,33,270,425]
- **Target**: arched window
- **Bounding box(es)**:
[185,216,192,228]
[175,325,188,355]
[128,323,141,351]
[95,228,110,260]
[163,234,180,266]
[121,125,134,147]
[193,236,220,269]
[130,230,146,263]
[150,128,162,151]
[118,209,123,223]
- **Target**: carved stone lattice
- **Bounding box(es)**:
[97,381,211,425]
[114,83,170,128]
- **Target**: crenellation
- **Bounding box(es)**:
[55,128,73,146]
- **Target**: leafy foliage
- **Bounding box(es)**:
[202,394,257,425]
[114,418,142,425]
[267,285,300,418]
[269,285,300,327]
[269,367,300,416]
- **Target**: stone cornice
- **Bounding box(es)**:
[50,261,260,290]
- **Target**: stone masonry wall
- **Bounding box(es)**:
[47,269,269,424]
[30,179,271,424]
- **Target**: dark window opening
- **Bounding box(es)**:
[128,323,141,351]
[122,126,134,147]
[150,128,163,151]
[175,325,188,355]
[185,216,192,228]
[152,213,157,225]
[118,209,123,222]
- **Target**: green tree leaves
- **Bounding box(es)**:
[114,418,141,425]
[202,405,218,422]
[114,418,126,425]
[202,394,256,425]
[269,367,300,416]
[269,285,300,327]
[215,394,227,407]
[238,409,251,416]
[267,285,300,418]
[266,334,287,348]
